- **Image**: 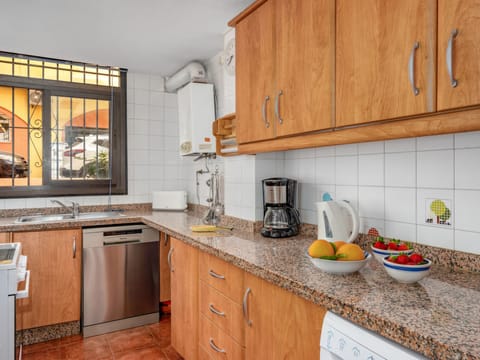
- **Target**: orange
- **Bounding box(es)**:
[308,239,335,258]
[330,240,347,253]
[335,243,364,261]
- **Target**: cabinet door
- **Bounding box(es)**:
[0,232,10,243]
[336,0,436,126]
[15,229,81,330]
[159,233,171,302]
[244,273,326,360]
[275,0,335,136]
[170,238,198,360]
[438,0,480,110]
[236,0,276,144]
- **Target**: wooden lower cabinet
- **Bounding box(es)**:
[14,229,82,330]
[244,272,327,360]
[159,232,171,302]
[0,232,10,243]
[170,238,198,360]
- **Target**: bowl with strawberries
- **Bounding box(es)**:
[371,237,414,263]
[382,253,432,283]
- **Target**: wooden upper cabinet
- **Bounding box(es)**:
[438,0,480,110]
[235,0,334,144]
[236,0,275,144]
[336,0,437,127]
[14,229,82,330]
[274,0,334,137]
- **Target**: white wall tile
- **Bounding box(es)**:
[417,134,454,151]
[316,146,335,157]
[385,138,416,153]
[385,221,417,243]
[417,225,454,249]
[416,188,454,226]
[134,73,150,89]
[385,187,416,223]
[316,157,335,184]
[455,190,480,232]
[358,141,384,154]
[335,156,358,186]
[336,144,358,156]
[134,89,150,105]
[454,131,480,149]
[455,148,480,189]
[299,182,317,212]
[298,158,315,183]
[134,104,149,120]
[359,154,384,186]
[164,93,177,108]
[455,230,480,255]
[150,91,164,107]
[417,150,454,188]
[149,75,165,92]
[385,152,416,187]
[358,186,384,219]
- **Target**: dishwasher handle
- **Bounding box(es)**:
[103,239,141,246]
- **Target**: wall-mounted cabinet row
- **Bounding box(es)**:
[230,0,480,150]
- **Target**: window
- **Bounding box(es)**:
[0,52,127,197]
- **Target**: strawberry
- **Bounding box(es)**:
[397,243,410,251]
[409,253,424,264]
[387,255,398,263]
[396,254,409,264]
[373,241,387,250]
[387,242,398,250]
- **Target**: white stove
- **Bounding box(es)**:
[0,243,30,360]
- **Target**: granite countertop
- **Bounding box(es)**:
[1,209,479,359]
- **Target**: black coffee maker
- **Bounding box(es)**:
[261,178,300,238]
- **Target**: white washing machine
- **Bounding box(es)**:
[320,311,427,360]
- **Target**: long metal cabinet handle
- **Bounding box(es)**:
[408,41,420,96]
[243,287,252,326]
[208,269,225,280]
[167,247,174,272]
[209,304,226,317]
[261,95,270,128]
[447,29,458,87]
[73,235,76,259]
[274,90,283,124]
[209,338,226,353]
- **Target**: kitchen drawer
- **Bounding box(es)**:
[200,280,245,346]
[199,314,244,360]
[199,252,244,303]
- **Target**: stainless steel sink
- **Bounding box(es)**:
[15,211,124,223]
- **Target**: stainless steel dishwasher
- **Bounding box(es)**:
[82,224,159,337]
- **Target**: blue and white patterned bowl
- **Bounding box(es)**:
[382,257,432,283]
[371,244,414,263]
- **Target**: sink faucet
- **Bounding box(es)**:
[50,200,80,218]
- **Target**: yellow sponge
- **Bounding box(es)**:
[190,225,217,232]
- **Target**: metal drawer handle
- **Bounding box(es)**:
[164,234,169,246]
[167,247,174,272]
[447,29,458,88]
[261,95,270,128]
[243,287,252,326]
[208,269,225,280]
[73,235,76,259]
[275,90,283,124]
[408,41,420,96]
[209,338,226,353]
[209,304,225,317]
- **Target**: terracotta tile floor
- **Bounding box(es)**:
[18,316,182,360]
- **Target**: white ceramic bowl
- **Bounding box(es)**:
[370,244,414,263]
[307,251,371,274]
[382,257,432,283]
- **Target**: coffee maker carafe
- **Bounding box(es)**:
[261,178,300,238]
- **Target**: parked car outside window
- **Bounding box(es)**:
[0,151,28,177]
[61,135,109,178]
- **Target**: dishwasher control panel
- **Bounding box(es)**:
[83,224,159,248]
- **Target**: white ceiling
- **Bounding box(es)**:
[0,0,253,76]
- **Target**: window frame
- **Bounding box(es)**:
[0,70,127,198]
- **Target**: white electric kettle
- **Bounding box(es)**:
[316,200,359,243]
